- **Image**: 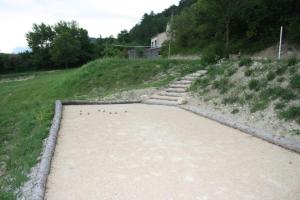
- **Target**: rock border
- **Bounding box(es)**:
[24,100,299,200]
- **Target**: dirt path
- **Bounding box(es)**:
[45,104,300,200]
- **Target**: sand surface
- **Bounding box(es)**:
[45,104,300,200]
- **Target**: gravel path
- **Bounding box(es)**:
[45,104,300,200]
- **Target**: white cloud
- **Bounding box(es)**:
[0,0,178,53]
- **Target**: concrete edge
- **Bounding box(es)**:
[28,100,142,200]
[179,105,300,154]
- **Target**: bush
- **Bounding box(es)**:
[226,67,237,76]
[239,57,252,67]
[275,102,286,110]
[277,77,285,82]
[290,74,300,89]
[223,96,243,105]
[231,108,239,114]
[287,57,298,66]
[289,65,298,74]
[280,105,300,125]
[275,65,287,75]
[251,100,269,112]
[266,71,276,81]
[245,69,254,77]
[261,86,295,101]
[213,78,231,94]
[201,42,224,65]
[197,77,210,88]
[249,79,262,91]
[245,93,253,100]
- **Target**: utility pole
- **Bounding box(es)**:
[278,26,283,60]
[168,12,174,59]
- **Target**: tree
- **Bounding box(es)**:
[26,23,55,68]
[50,21,92,68]
[117,30,131,44]
[200,0,245,58]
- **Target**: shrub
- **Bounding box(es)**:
[226,67,237,76]
[239,57,252,67]
[287,57,298,66]
[201,53,219,64]
[261,86,295,101]
[289,65,298,74]
[275,65,287,75]
[223,96,242,105]
[231,109,239,114]
[251,100,269,112]
[245,93,253,100]
[192,78,210,89]
[290,74,300,89]
[201,42,224,64]
[266,71,276,81]
[248,79,262,91]
[244,69,254,77]
[207,65,226,77]
[277,77,285,82]
[213,78,231,94]
[280,105,300,125]
[275,102,286,110]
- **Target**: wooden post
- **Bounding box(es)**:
[278,26,283,60]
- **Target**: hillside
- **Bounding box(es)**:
[190,58,300,136]
[0,58,203,199]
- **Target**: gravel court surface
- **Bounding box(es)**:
[45,104,300,200]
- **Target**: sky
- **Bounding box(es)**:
[0,0,179,53]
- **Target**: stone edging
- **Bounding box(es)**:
[179,105,300,154]
[30,100,142,200]
[27,100,299,200]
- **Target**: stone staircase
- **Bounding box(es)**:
[144,70,207,106]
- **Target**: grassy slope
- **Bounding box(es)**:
[191,58,300,128]
[0,58,204,199]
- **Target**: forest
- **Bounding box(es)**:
[1,0,299,73]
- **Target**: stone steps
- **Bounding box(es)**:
[159,91,186,97]
[150,95,179,102]
[174,80,192,84]
[181,77,195,81]
[143,70,207,106]
[165,88,187,93]
[169,84,188,89]
[144,99,179,106]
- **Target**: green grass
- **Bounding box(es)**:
[266,71,276,81]
[0,58,204,199]
[248,79,263,91]
[213,78,232,94]
[290,74,300,89]
[280,105,300,124]
[239,57,252,67]
[250,99,269,112]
